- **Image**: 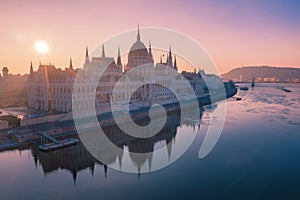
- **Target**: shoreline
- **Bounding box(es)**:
[0,85,237,152]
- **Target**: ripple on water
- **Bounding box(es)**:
[245,108,259,114]
[281,108,291,115]
[288,120,300,127]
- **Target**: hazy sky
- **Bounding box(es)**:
[0,0,299,74]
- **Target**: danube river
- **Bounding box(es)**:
[0,83,299,200]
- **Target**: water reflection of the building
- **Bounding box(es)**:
[31,143,102,184]
[31,108,204,182]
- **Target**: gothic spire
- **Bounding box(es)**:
[117,46,122,67]
[84,45,90,66]
[167,45,173,66]
[148,40,153,63]
[102,44,105,58]
[30,61,34,75]
[149,40,152,54]
[137,23,141,41]
[174,55,178,71]
[85,45,89,58]
[69,58,73,70]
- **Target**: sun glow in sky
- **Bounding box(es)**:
[0,0,299,75]
[35,41,48,54]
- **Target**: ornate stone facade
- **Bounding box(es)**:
[28,27,209,113]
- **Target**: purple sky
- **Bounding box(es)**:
[1,0,299,74]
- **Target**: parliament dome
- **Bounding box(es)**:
[126,25,150,70]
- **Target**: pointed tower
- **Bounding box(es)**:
[2,67,9,78]
[117,46,122,68]
[86,45,89,57]
[102,44,105,58]
[174,55,178,71]
[137,23,141,41]
[148,40,154,63]
[69,58,73,70]
[30,61,34,75]
[167,45,173,67]
[84,45,90,67]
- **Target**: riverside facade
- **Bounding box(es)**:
[27,28,222,113]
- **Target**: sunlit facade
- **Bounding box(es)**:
[27,28,211,113]
[0,67,27,99]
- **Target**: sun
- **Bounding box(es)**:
[35,41,49,54]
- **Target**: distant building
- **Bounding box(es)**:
[0,67,27,99]
[27,61,77,112]
[256,77,262,82]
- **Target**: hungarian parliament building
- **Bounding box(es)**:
[27,28,223,113]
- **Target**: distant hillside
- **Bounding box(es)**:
[222,66,300,83]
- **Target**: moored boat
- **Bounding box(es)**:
[39,138,79,151]
[240,86,249,91]
[280,87,291,93]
